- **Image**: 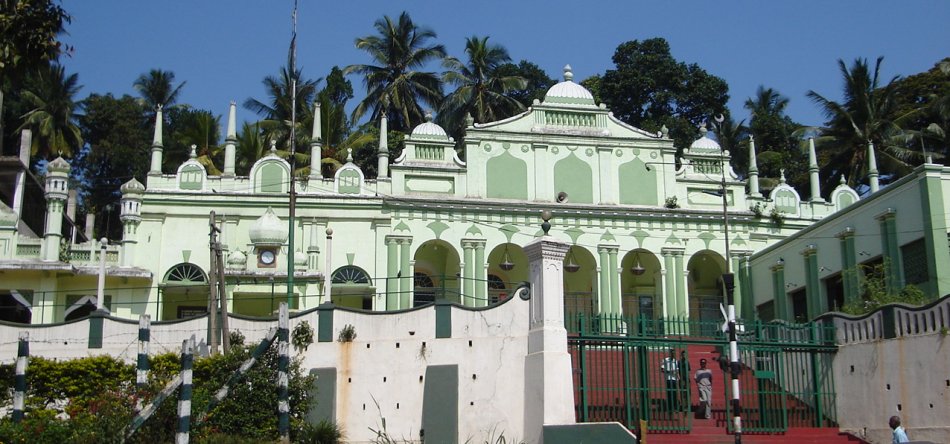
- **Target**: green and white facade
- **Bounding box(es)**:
[3,65,946,326]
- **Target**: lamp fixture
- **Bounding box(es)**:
[858,251,870,256]
[564,246,581,273]
[500,244,515,271]
[630,251,646,276]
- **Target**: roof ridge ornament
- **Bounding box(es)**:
[563,64,573,82]
[780,169,787,184]
[189,144,197,159]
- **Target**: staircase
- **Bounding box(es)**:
[645,344,864,443]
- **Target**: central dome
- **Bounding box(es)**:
[543,65,596,106]
[689,125,722,153]
[410,113,449,140]
[249,207,288,246]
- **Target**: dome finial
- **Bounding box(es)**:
[270,140,277,154]
[189,144,197,159]
[780,169,787,184]
[424,111,433,122]
[563,64,573,82]
[699,120,708,137]
[346,148,353,162]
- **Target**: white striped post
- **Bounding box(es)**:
[13,331,29,423]
[125,374,183,440]
[723,273,742,443]
[176,336,195,444]
[137,314,151,389]
[277,302,290,443]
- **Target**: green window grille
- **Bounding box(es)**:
[901,238,929,285]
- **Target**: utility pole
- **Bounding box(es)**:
[714,114,742,444]
[208,212,219,355]
[286,0,299,311]
[216,229,231,353]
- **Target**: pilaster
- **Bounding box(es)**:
[771,260,788,321]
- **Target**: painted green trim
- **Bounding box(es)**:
[599,247,611,315]
[308,368,336,424]
[317,304,333,342]
[840,232,859,306]
[804,250,821,319]
[462,243,474,307]
[435,300,451,338]
[674,253,685,320]
[399,241,411,309]
[386,240,398,310]
[664,254,676,319]
[474,243,486,307]
[88,311,104,349]
[421,365,458,444]
[608,249,620,315]
[772,266,788,321]
[543,423,638,443]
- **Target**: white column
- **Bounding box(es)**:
[148,105,164,176]
[377,115,389,178]
[808,137,822,202]
[223,101,237,177]
[867,140,880,193]
[523,236,574,444]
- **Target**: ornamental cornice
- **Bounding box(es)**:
[523,237,569,263]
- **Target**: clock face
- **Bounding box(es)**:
[260,250,276,265]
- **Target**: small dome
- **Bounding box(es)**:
[248,207,288,246]
[226,250,247,268]
[410,113,449,140]
[47,157,71,173]
[543,65,596,106]
[293,250,307,267]
[689,126,721,153]
[120,178,145,195]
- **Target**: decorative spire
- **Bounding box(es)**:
[346,148,353,163]
[779,168,787,184]
[189,144,197,159]
[698,120,708,137]
[223,101,237,176]
[867,140,879,193]
[563,64,573,82]
[148,105,164,175]
[747,135,761,198]
[424,111,433,122]
[270,140,277,155]
[840,174,847,185]
[808,137,822,202]
[377,114,390,178]
[309,103,323,180]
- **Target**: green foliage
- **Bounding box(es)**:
[292,320,315,352]
[338,324,357,342]
[17,63,83,159]
[293,419,345,444]
[492,60,554,107]
[769,207,785,228]
[598,38,729,152]
[744,86,806,191]
[664,196,679,209]
[0,0,72,82]
[749,202,764,218]
[841,262,928,315]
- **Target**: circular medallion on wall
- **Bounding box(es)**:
[616,150,623,157]
[483,143,492,153]
[503,142,511,150]
[551,146,560,154]
[521,145,529,153]
[650,151,658,159]
[632,148,640,155]
[586,148,594,157]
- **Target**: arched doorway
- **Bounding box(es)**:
[412,240,461,306]
[64,296,105,321]
[563,245,597,315]
[487,243,528,304]
[331,265,374,310]
[687,250,726,335]
[160,263,209,320]
[620,249,661,320]
[0,291,32,324]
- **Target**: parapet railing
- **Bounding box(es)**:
[815,294,950,345]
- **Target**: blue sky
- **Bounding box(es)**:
[63,1,950,130]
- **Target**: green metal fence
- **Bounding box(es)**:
[568,314,839,435]
[570,338,692,433]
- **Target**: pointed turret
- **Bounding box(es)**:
[808,137,822,201]
[309,103,323,180]
[148,105,164,175]
[747,135,761,198]
[223,101,237,176]
[377,115,389,178]
[867,140,879,193]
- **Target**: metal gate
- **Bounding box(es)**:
[568,314,838,436]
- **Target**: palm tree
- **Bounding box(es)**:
[244,55,320,154]
[18,64,82,159]
[345,12,446,132]
[438,36,526,138]
[745,86,807,189]
[133,69,186,111]
[807,57,919,189]
[235,121,266,176]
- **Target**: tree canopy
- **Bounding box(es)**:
[598,38,730,151]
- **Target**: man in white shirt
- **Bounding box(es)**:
[889,415,909,443]
[694,358,713,419]
[660,349,679,412]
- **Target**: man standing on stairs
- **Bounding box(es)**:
[661,349,679,412]
[694,358,713,419]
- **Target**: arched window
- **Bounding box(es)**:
[163,263,207,284]
[488,273,507,304]
[413,272,435,307]
[331,266,371,285]
[487,274,506,290]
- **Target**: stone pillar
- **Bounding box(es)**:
[473,240,487,307]
[148,105,164,176]
[662,249,677,320]
[838,228,859,307]
[523,236,574,444]
[803,245,821,320]
[747,135,761,198]
[674,251,686,320]
[385,237,400,310]
[597,246,611,316]
[377,115,389,178]
[877,209,903,292]
[807,137,822,202]
[608,247,620,316]
[462,240,475,306]
[223,101,237,176]
[12,130,31,221]
[730,253,744,317]
[306,220,320,271]
[771,261,788,321]
[119,178,144,267]
[867,141,880,193]
[740,254,755,320]
[42,158,70,262]
[399,238,413,309]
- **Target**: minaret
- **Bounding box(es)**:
[747,135,761,198]
[309,103,322,181]
[223,101,237,176]
[119,178,145,267]
[867,140,879,193]
[42,157,70,261]
[148,105,164,175]
[808,137,822,201]
[377,115,389,178]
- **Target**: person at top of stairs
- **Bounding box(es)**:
[694,358,713,419]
